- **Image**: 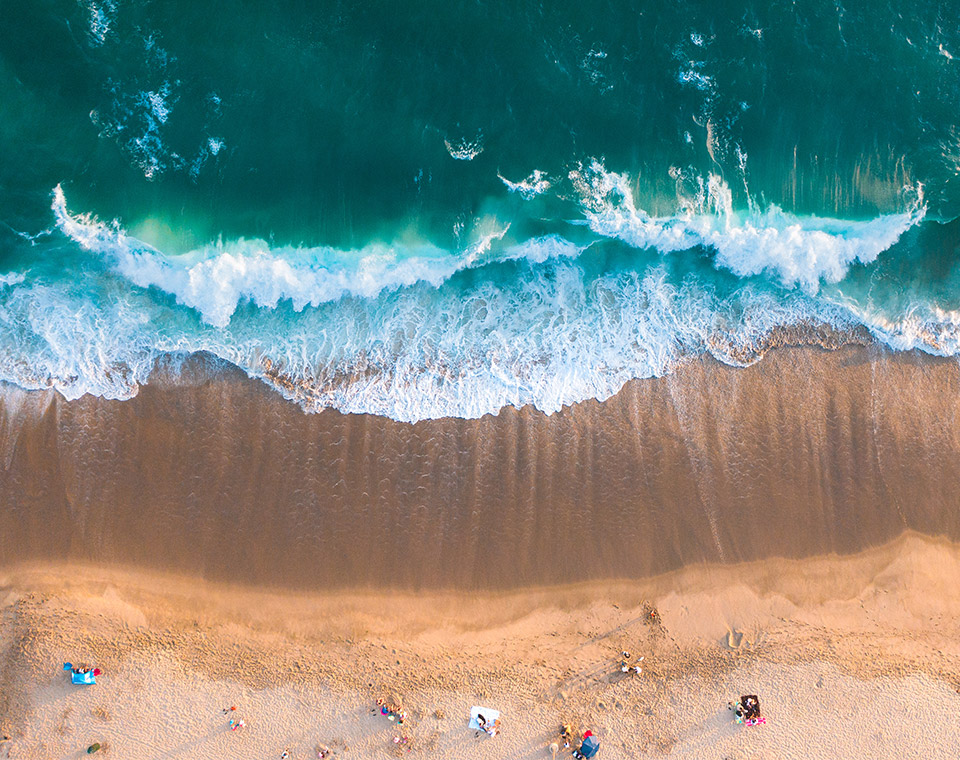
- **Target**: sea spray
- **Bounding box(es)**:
[0,183,938,421]
[2,0,959,421]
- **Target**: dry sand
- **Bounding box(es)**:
[1,532,959,759]
[3,344,960,757]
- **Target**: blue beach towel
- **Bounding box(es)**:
[64,665,97,685]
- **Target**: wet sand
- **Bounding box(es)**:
[1,344,960,590]
[2,344,960,758]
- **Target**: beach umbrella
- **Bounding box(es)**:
[578,734,600,758]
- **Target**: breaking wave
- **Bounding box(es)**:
[569,161,926,292]
[0,180,943,422]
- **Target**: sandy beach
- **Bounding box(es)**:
[2,345,960,758]
[4,0,959,755]
[1,533,960,759]
[3,345,960,591]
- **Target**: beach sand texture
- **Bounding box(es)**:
[1,534,959,759]
[1,345,960,590]
[1,344,960,758]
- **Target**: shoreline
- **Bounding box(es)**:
[3,343,960,756]
[1,533,959,758]
[3,343,960,590]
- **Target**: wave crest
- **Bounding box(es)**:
[16,181,945,422]
[570,160,926,292]
[52,186,579,328]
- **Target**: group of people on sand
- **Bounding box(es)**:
[618,650,643,676]
[222,705,246,731]
[63,662,102,678]
[279,747,330,759]
[375,697,412,749]
[557,724,600,758]
[728,695,764,726]
[375,697,406,724]
[60,652,760,759]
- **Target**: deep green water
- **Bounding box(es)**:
[0,0,958,419]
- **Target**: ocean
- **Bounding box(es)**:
[1,0,959,422]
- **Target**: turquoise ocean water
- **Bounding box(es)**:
[1,0,959,420]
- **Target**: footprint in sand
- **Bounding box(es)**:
[725,629,748,649]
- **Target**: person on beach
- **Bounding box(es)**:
[729,695,763,725]
[728,699,744,722]
[229,718,245,731]
[474,713,499,737]
[619,652,643,674]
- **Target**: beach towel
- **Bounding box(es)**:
[469,706,500,730]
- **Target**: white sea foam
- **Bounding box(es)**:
[85,0,118,46]
[16,181,939,422]
[189,136,227,180]
[840,301,960,356]
[0,273,25,289]
[143,89,171,124]
[91,82,176,180]
[678,67,714,91]
[444,133,484,160]
[52,186,576,329]
[0,238,834,421]
[89,19,180,181]
[570,160,925,293]
[498,170,552,199]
